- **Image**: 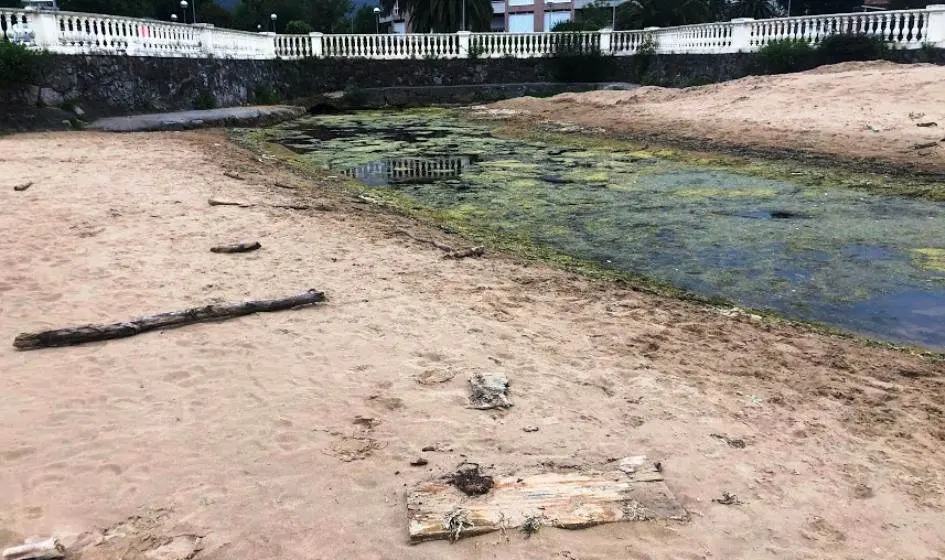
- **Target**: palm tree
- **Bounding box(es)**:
[381,0,492,32]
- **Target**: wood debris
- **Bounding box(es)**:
[13,289,325,349]
[13,182,33,192]
[208,197,253,207]
[2,538,65,560]
[210,241,262,253]
[223,170,245,180]
[408,461,687,543]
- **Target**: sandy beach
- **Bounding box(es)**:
[494,61,945,174]
[0,125,943,559]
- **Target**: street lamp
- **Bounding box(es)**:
[170,13,177,23]
[373,7,381,34]
[257,24,262,32]
[270,13,278,32]
[180,0,187,23]
[461,0,465,31]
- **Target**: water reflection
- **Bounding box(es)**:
[342,155,477,186]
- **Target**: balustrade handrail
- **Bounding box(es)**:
[3,4,943,59]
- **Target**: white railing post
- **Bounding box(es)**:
[927,5,945,46]
[729,18,754,53]
[599,27,612,54]
[457,30,471,58]
[195,23,215,56]
[309,32,324,57]
[30,11,60,50]
[643,26,661,53]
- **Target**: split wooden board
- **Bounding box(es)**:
[407,470,687,543]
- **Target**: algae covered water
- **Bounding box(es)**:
[271,110,945,349]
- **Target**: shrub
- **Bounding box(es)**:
[551,20,598,32]
[285,20,314,35]
[550,33,616,83]
[252,85,281,105]
[816,33,889,65]
[193,88,216,110]
[756,38,816,74]
[0,39,49,91]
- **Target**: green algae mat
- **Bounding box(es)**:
[262,109,945,350]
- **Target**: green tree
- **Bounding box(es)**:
[59,0,156,16]
[728,0,781,19]
[379,0,491,32]
[285,19,314,33]
[776,0,860,15]
[352,5,380,33]
[234,0,350,33]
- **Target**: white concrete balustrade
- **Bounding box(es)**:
[3,5,944,60]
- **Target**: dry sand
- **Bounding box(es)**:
[494,61,945,173]
[1,130,944,559]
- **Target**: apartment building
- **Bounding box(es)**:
[382,0,597,33]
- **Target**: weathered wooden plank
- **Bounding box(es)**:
[407,469,687,543]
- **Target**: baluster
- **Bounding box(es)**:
[890,13,902,44]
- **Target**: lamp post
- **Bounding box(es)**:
[191,0,197,24]
[270,13,278,32]
[257,24,262,32]
[180,0,187,23]
[461,0,466,31]
[373,7,381,33]
[170,13,177,23]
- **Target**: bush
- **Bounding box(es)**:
[193,88,216,110]
[0,39,49,91]
[756,38,816,74]
[252,85,281,105]
[551,20,598,32]
[551,34,616,82]
[285,20,314,34]
[816,33,889,65]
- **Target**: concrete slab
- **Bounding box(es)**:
[89,105,305,132]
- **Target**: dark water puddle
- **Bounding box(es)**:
[271,110,945,349]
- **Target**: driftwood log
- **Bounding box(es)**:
[2,538,65,560]
[210,241,261,253]
[223,170,245,180]
[13,182,33,192]
[13,289,325,350]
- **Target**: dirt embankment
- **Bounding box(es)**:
[493,61,945,174]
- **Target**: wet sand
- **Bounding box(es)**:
[0,130,943,559]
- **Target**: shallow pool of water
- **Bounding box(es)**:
[272,110,945,349]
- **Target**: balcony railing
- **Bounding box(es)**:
[1,5,942,60]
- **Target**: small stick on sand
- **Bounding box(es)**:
[13,289,325,350]
[2,538,65,560]
[210,241,262,253]
[13,182,33,192]
[445,247,485,260]
[393,229,485,260]
[208,198,253,207]
[223,171,245,180]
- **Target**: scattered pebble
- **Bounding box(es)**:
[421,445,436,452]
[523,426,539,433]
[410,457,429,466]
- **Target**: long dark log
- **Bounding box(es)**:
[13,289,325,350]
[210,241,261,253]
